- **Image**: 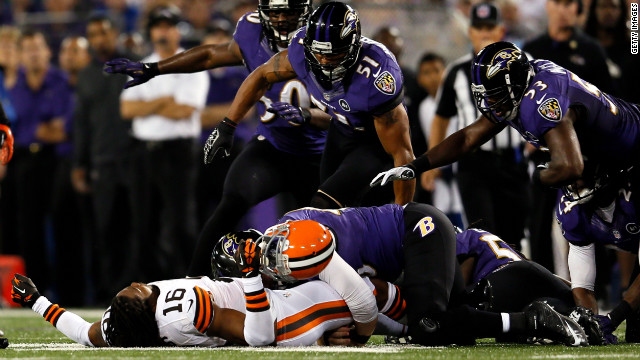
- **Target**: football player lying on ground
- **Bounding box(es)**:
[11,271,396,347]
[456,227,606,345]
[557,176,640,344]
[226,203,590,346]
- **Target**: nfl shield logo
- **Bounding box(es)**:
[323,93,331,101]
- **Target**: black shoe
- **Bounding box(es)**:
[626,310,640,343]
[384,335,413,345]
[524,301,588,347]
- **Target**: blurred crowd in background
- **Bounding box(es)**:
[0,0,637,307]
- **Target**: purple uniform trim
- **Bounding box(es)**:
[456,228,522,285]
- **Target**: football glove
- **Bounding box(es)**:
[569,306,608,345]
[266,102,310,125]
[11,273,41,308]
[203,118,236,164]
[234,239,261,278]
[0,124,14,165]
[370,166,415,187]
[594,314,619,345]
[103,58,159,88]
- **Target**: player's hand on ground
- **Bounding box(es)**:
[103,58,158,88]
[234,239,261,278]
[594,314,618,345]
[203,118,236,164]
[370,166,415,187]
[266,102,310,126]
[11,273,41,308]
[0,124,14,165]
[322,325,352,346]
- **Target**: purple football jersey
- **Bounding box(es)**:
[233,12,326,155]
[556,187,640,253]
[279,204,405,282]
[509,59,640,168]
[288,27,405,138]
[456,228,522,285]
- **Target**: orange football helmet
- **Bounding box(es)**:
[259,220,336,282]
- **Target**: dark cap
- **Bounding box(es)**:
[148,6,181,29]
[470,2,501,28]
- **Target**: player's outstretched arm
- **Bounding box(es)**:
[104,41,244,88]
[11,273,107,347]
[371,115,503,187]
[373,104,415,205]
[204,50,297,164]
[538,108,583,187]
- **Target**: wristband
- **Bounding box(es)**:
[221,117,238,129]
[146,62,160,76]
[349,331,371,345]
[608,300,633,327]
[408,156,432,173]
[300,108,311,123]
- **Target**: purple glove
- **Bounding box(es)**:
[595,315,619,345]
[103,58,159,88]
[266,102,311,125]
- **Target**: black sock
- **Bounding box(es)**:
[509,312,527,334]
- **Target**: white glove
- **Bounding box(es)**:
[370,166,415,187]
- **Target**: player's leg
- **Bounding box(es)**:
[270,281,352,346]
[313,138,390,208]
[187,137,290,276]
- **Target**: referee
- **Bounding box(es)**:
[423,2,529,248]
[120,6,209,280]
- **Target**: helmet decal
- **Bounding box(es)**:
[486,48,522,79]
[222,234,240,257]
[340,9,359,39]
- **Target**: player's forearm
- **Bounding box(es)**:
[226,67,270,123]
[158,43,241,74]
[30,296,98,346]
[307,108,332,130]
[572,288,598,313]
[241,277,276,346]
[538,161,583,187]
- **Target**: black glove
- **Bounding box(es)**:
[11,273,41,308]
[103,58,159,88]
[569,306,608,345]
[203,118,236,164]
[234,239,261,278]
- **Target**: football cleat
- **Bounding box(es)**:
[524,301,588,347]
[384,335,412,345]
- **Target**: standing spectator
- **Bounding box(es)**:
[523,0,613,272]
[73,14,139,302]
[416,52,464,229]
[373,26,430,204]
[0,26,21,90]
[423,2,529,249]
[585,0,633,100]
[53,35,90,306]
[9,29,73,294]
[120,6,208,280]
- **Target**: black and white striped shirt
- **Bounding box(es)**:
[435,53,525,153]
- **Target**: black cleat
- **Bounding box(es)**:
[524,301,588,347]
[384,335,413,345]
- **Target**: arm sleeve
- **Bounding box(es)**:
[568,242,597,291]
[319,253,378,324]
[31,296,94,346]
[240,276,276,346]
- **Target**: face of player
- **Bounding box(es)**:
[595,0,622,28]
[469,23,506,54]
[116,282,154,302]
[546,0,579,32]
[417,60,444,97]
[266,9,303,47]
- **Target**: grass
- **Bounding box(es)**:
[1,308,640,359]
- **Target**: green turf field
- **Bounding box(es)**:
[1,308,640,359]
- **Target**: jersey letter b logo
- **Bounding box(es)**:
[413,216,435,237]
